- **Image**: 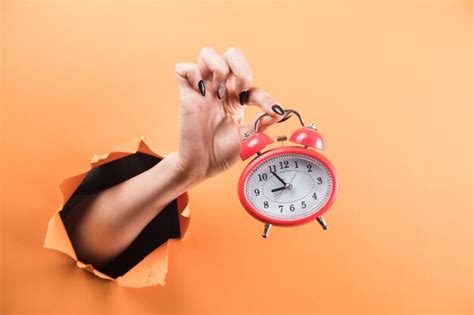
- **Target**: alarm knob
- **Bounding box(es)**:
[240,132,274,161]
[289,123,325,150]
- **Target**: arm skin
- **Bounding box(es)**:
[63,152,199,268]
[65,47,286,268]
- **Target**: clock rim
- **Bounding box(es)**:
[238,146,338,227]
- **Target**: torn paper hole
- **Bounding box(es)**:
[44,136,190,288]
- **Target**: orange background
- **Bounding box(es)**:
[1,1,472,314]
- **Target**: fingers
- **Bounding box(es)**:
[176,46,252,101]
[198,47,230,99]
[176,48,279,113]
[174,62,206,96]
[239,112,280,140]
[223,47,253,104]
[246,86,286,119]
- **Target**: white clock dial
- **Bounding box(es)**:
[244,153,333,220]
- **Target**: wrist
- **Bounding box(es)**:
[161,151,205,190]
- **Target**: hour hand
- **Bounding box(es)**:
[271,186,286,193]
[271,171,287,186]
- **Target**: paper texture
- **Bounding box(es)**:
[43,136,190,287]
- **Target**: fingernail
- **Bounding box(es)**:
[278,113,292,123]
[217,82,225,99]
[239,90,249,105]
[272,104,285,115]
[198,80,206,96]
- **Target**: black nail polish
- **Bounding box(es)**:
[198,80,206,96]
[217,83,225,99]
[239,90,249,105]
[278,113,292,123]
[272,104,285,115]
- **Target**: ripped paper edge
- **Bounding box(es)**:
[43,136,190,288]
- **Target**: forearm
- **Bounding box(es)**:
[66,152,198,268]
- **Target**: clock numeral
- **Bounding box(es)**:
[294,160,299,168]
[254,188,260,196]
[312,192,318,199]
[268,165,277,173]
[317,177,323,185]
[307,164,313,172]
[301,201,307,208]
[279,160,289,169]
[263,201,269,209]
[258,173,268,181]
[278,205,284,213]
[289,204,295,212]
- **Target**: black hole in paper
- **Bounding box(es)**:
[59,151,181,279]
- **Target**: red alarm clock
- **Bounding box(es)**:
[238,109,339,238]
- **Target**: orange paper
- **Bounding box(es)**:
[43,136,190,288]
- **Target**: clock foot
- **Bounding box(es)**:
[316,216,328,230]
[262,223,272,238]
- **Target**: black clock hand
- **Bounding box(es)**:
[271,171,287,186]
[272,170,298,195]
[271,186,286,193]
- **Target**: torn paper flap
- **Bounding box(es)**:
[44,136,190,287]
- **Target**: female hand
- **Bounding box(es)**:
[173,47,286,184]
[63,47,288,267]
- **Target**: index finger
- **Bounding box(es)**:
[223,47,253,100]
[246,86,286,119]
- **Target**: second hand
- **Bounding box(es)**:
[273,171,298,198]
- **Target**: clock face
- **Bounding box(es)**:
[241,150,335,225]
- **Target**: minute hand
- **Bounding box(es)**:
[271,171,287,186]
